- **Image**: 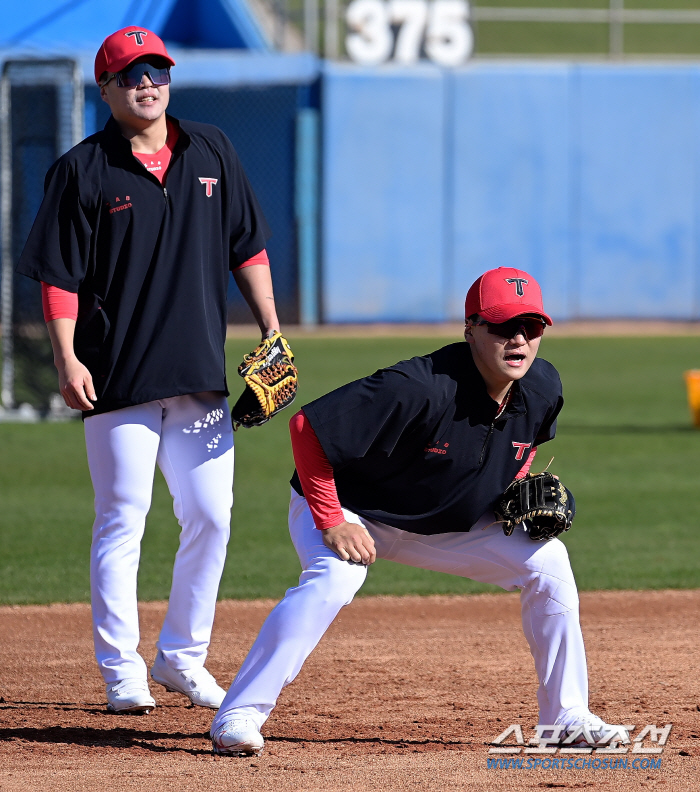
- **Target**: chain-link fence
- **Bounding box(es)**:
[1,64,318,414]
[1,60,83,415]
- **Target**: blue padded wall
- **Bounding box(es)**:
[450,64,573,321]
[321,63,700,322]
[575,67,700,318]
[322,64,447,322]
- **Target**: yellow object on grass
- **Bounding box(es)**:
[683,370,700,427]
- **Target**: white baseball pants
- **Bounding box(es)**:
[85,392,234,684]
[212,489,592,733]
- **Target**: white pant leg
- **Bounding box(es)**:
[85,403,163,683]
[212,491,368,733]
[213,494,589,732]
[155,392,234,670]
[370,514,590,727]
[85,393,233,684]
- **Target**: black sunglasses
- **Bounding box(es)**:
[471,316,547,341]
[100,61,171,89]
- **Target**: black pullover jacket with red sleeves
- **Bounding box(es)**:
[292,343,563,535]
[17,114,271,416]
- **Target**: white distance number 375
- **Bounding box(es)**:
[346,0,473,67]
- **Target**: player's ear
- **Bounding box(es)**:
[464,321,475,345]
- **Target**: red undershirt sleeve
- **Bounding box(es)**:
[235,249,269,269]
[41,282,79,322]
[515,447,537,479]
[290,409,346,530]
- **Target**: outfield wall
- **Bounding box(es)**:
[4,55,700,330]
[322,63,700,322]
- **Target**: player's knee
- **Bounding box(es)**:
[177,498,232,540]
[202,508,233,536]
[299,555,366,609]
[530,537,575,581]
[525,539,579,614]
[92,497,151,538]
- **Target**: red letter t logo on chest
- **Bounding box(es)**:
[199,177,218,197]
[512,442,531,460]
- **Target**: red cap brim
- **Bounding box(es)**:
[107,51,175,75]
[478,304,553,326]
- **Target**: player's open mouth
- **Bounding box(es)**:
[504,353,526,364]
[137,95,158,103]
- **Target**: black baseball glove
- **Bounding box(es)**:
[230,331,298,430]
[494,471,576,541]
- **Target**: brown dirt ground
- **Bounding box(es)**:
[0,591,698,791]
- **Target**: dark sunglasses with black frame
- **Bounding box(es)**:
[469,315,547,341]
[99,61,171,89]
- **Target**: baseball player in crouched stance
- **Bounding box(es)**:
[17,28,281,714]
[210,268,628,755]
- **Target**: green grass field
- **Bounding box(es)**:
[1,334,699,605]
[471,0,700,57]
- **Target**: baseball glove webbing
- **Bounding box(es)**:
[494,470,576,542]
[231,331,298,430]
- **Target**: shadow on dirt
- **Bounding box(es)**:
[0,725,212,755]
[0,723,468,754]
[0,700,468,754]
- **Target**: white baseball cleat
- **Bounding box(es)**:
[560,715,631,748]
[211,718,265,756]
[106,678,156,714]
[150,651,226,709]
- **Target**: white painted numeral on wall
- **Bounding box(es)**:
[389,0,429,64]
[426,0,472,66]
[346,0,393,65]
[345,0,472,66]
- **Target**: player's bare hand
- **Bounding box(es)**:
[57,355,97,411]
[322,521,376,565]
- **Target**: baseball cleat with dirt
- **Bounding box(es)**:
[559,715,631,748]
[211,718,265,756]
[106,678,156,714]
[150,650,225,709]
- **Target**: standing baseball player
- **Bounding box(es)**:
[210,267,628,755]
[17,27,282,714]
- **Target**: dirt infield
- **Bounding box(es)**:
[1,591,698,791]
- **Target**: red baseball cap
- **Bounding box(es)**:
[94,26,175,84]
[465,267,552,325]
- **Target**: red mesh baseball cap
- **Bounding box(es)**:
[94,26,175,84]
[465,267,552,325]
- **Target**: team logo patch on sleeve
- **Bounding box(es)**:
[199,177,218,197]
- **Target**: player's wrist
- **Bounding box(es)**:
[316,517,346,531]
[258,309,281,339]
[54,351,79,368]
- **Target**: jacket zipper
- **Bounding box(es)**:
[163,186,168,202]
[479,422,495,465]
[479,388,513,465]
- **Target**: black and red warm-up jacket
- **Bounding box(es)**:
[17,114,271,416]
[290,343,563,536]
